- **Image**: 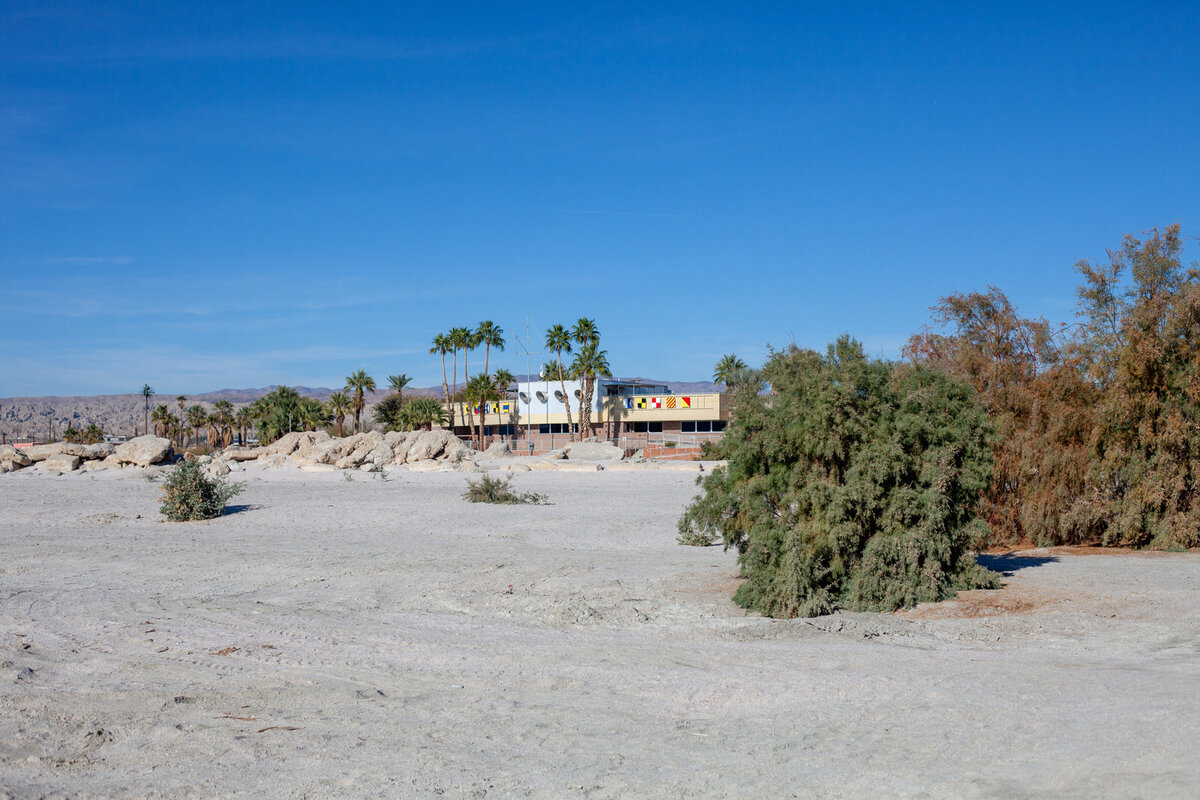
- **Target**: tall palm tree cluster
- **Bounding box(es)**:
[541,318,612,442]
[429,321,515,445]
[133,316,611,451]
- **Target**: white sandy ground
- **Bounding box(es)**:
[1,466,1198,799]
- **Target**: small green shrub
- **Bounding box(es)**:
[160,459,245,522]
[663,441,677,448]
[463,474,547,505]
[698,440,725,460]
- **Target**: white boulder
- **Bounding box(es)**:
[112,435,174,467]
[43,453,81,472]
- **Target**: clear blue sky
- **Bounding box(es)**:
[2,2,1198,396]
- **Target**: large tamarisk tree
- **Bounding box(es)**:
[678,336,999,618]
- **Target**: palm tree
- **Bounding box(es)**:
[140,384,153,437]
[493,368,516,396]
[713,354,748,389]
[402,397,447,431]
[83,423,105,444]
[234,406,254,446]
[448,327,472,420]
[570,319,601,440]
[570,339,611,441]
[326,391,351,437]
[185,406,208,448]
[344,370,376,434]
[63,425,81,444]
[176,396,187,448]
[430,333,453,429]
[387,374,413,405]
[476,321,505,376]
[296,397,329,432]
[544,324,575,440]
[465,373,496,447]
[212,399,235,447]
[151,404,172,438]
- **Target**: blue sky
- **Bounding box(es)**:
[2,2,1198,396]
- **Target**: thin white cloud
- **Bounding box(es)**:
[46,256,133,266]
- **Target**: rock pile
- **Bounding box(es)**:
[221,429,471,473]
[1,429,715,477]
[0,436,173,474]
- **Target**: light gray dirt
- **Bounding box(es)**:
[1,468,1198,798]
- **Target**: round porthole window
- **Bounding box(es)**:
[554,390,566,403]
[535,391,547,403]
[573,389,582,399]
[518,392,529,403]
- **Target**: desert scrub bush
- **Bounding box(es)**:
[463,474,547,505]
[160,459,245,521]
[698,440,725,460]
[677,336,1000,617]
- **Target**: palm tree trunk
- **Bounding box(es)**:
[450,351,458,430]
[440,353,451,429]
[577,377,588,442]
[557,353,574,442]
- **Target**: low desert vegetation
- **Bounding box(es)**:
[679,336,999,618]
[462,474,547,505]
[159,459,245,522]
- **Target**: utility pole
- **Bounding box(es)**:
[512,316,541,454]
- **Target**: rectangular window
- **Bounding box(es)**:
[539,424,550,434]
[649,421,662,433]
[696,420,711,433]
[681,421,696,433]
[712,420,727,432]
[483,426,492,436]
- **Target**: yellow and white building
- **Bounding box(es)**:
[446,378,729,452]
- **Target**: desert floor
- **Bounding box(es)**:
[1,467,1198,799]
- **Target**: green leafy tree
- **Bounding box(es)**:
[344,370,376,434]
[678,337,999,617]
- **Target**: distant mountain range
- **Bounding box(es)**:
[0,378,719,440]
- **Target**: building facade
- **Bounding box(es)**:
[446,377,729,453]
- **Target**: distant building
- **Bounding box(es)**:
[445,377,728,453]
